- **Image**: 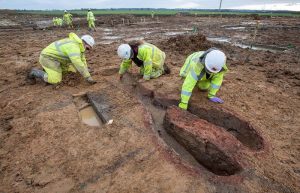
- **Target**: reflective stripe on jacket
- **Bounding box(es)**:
[119,42,165,80]
[41,32,90,78]
[180,51,228,104]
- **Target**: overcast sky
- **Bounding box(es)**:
[0,0,300,11]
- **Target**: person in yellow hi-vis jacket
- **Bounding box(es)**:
[63,10,73,28]
[52,17,58,26]
[87,9,96,32]
[28,33,96,85]
[179,48,228,110]
[117,41,170,81]
[57,18,63,27]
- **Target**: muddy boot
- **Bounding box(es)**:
[163,64,171,75]
[28,68,46,81]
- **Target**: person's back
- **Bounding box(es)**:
[63,13,68,21]
[57,18,63,26]
[63,12,72,27]
[87,11,95,21]
[179,51,205,77]
[117,42,167,81]
[41,33,85,65]
[29,33,96,85]
[138,42,165,69]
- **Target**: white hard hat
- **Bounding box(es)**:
[81,35,95,48]
[64,10,67,12]
[117,44,132,59]
[204,50,226,73]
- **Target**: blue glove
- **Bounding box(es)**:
[209,97,224,103]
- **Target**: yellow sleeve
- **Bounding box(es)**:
[119,59,132,74]
[208,71,225,98]
[65,46,90,78]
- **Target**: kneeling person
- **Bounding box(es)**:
[29,33,96,84]
[117,41,169,81]
[179,48,228,110]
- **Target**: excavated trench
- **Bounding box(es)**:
[75,73,264,174]
[91,69,265,176]
[163,107,243,176]
[118,74,252,176]
[74,91,114,127]
[188,106,264,151]
[119,73,264,175]
[73,93,104,127]
[152,95,264,151]
[79,106,103,127]
[119,75,204,169]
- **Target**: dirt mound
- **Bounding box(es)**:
[159,33,212,55]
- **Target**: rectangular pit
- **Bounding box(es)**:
[164,106,243,176]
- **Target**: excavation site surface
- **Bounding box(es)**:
[0,11,299,193]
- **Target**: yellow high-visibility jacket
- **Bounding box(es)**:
[119,43,165,80]
[87,11,95,21]
[52,18,57,26]
[180,51,228,105]
[63,13,72,23]
[41,32,91,78]
[57,18,63,26]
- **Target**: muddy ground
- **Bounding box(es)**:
[0,11,299,193]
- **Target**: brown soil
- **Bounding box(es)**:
[0,11,299,193]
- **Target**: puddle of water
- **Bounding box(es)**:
[103,28,113,32]
[225,27,246,30]
[0,19,19,26]
[35,20,52,28]
[182,28,193,31]
[103,32,112,35]
[142,31,153,35]
[125,36,144,41]
[233,43,285,53]
[164,32,186,36]
[207,37,285,53]
[207,37,231,43]
[36,20,52,25]
[241,21,256,25]
[102,36,122,40]
[98,40,115,45]
[79,106,103,127]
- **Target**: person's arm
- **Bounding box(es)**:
[208,72,224,98]
[207,67,228,103]
[119,59,132,75]
[81,54,88,68]
[179,66,201,110]
[65,46,91,78]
